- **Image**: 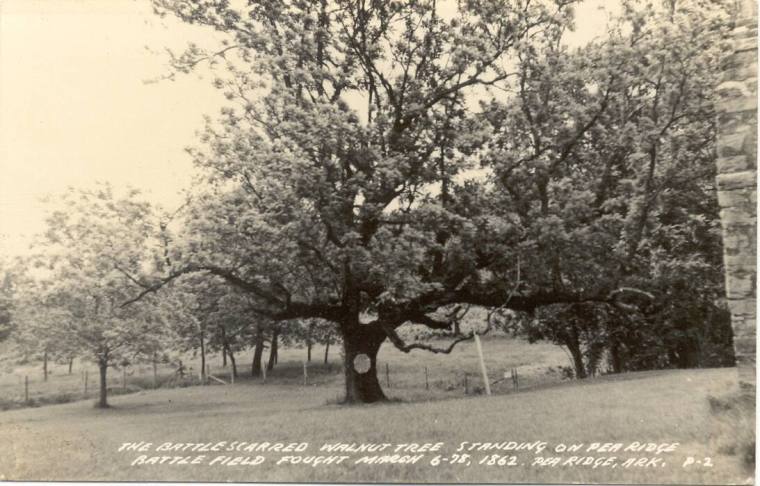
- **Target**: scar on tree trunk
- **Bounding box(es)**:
[341,324,387,404]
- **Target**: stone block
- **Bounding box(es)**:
[719,207,757,226]
[717,95,758,114]
[733,54,758,73]
[723,64,758,83]
[725,256,758,272]
[734,35,758,53]
[717,155,751,174]
[735,351,757,369]
[717,80,753,98]
[719,109,758,130]
[717,171,757,190]
[726,272,756,298]
[734,336,757,356]
[716,185,754,207]
[727,297,757,315]
[730,314,757,335]
[717,129,751,157]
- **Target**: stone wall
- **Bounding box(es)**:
[715,0,757,391]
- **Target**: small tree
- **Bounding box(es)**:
[25,185,167,408]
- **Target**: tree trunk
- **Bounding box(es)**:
[307,322,313,362]
[152,353,158,388]
[609,341,623,374]
[251,328,264,377]
[97,359,109,408]
[565,338,587,379]
[340,320,387,403]
[267,329,279,372]
[586,341,605,378]
[199,329,206,384]
[68,357,73,375]
[226,344,237,378]
[221,326,229,367]
[43,350,48,382]
[676,339,700,369]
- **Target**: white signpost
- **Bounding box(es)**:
[474,333,491,396]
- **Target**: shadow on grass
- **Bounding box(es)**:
[708,388,755,473]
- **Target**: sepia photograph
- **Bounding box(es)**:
[0,0,756,484]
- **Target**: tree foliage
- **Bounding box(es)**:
[136,0,735,401]
[20,185,168,407]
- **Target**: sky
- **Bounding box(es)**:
[0,0,614,257]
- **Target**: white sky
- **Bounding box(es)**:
[0,0,614,257]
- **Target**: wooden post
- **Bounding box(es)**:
[425,366,429,390]
[230,368,235,385]
[513,368,518,391]
[385,363,390,388]
[474,333,491,396]
[152,354,158,389]
[84,371,88,396]
[261,363,267,382]
[464,373,468,395]
[303,361,308,386]
[24,375,29,403]
[206,364,210,385]
[122,367,127,390]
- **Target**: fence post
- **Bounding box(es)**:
[303,361,308,386]
[464,373,468,395]
[84,371,88,397]
[514,368,519,391]
[385,363,390,388]
[425,366,429,390]
[206,364,210,385]
[262,364,267,382]
[123,367,127,390]
[24,375,29,403]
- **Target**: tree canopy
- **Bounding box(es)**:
[19,185,168,407]
[6,0,733,405]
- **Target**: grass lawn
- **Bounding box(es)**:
[0,333,572,409]
[0,363,751,484]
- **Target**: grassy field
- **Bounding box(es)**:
[0,335,752,484]
[0,333,572,409]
